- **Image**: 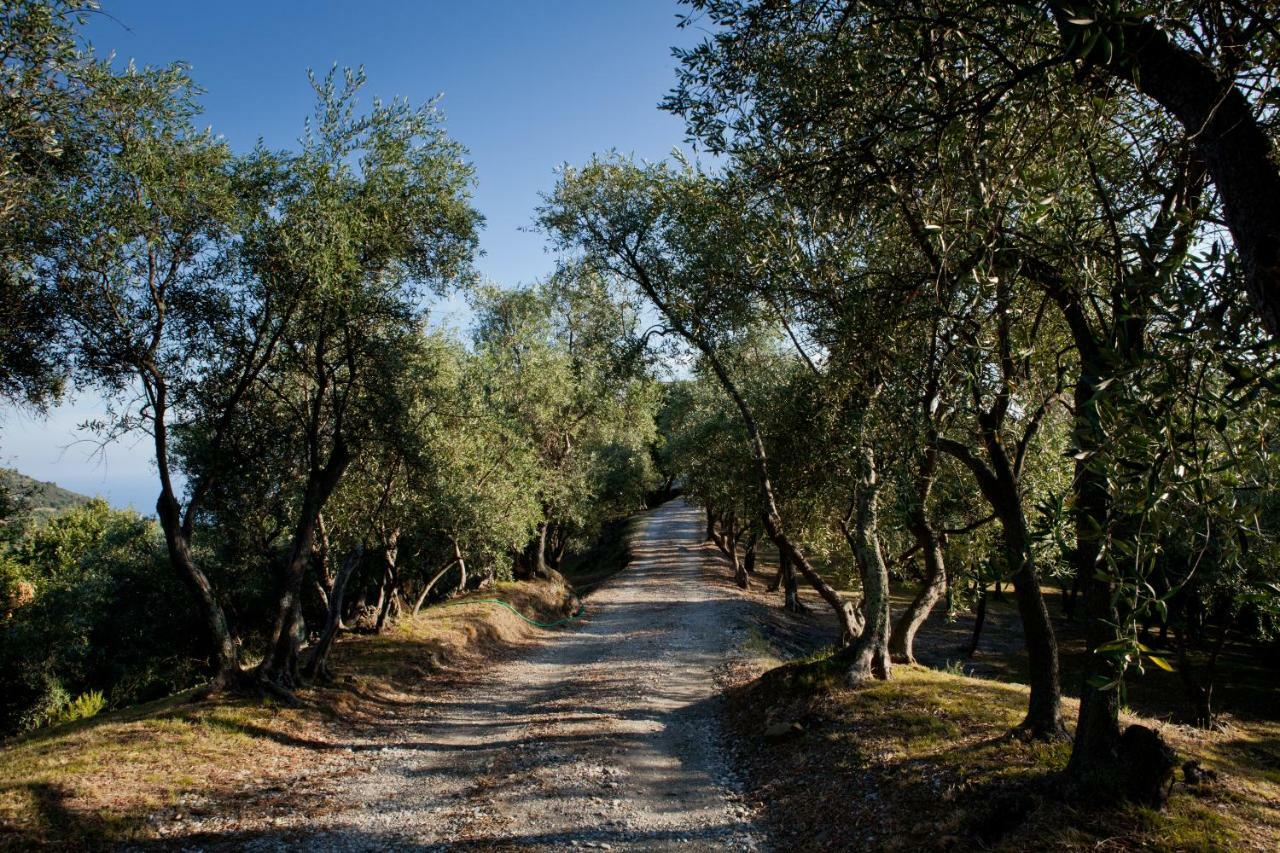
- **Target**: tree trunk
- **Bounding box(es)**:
[837,447,891,685]
[767,550,786,592]
[528,520,551,580]
[258,444,352,689]
[967,585,988,658]
[629,267,861,643]
[1005,527,1067,739]
[303,545,363,681]
[1066,427,1123,777]
[727,516,749,589]
[412,557,460,616]
[889,447,945,664]
[781,548,806,613]
[454,539,467,593]
[374,529,400,633]
[937,435,1066,740]
[889,522,945,664]
[155,487,242,687]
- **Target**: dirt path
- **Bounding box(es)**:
[295,499,765,851]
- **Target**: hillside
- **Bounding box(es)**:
[0,470,94,518]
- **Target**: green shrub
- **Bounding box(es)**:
[55,690,105,725]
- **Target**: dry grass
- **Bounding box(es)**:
[724,658,1280,851]
[0,579,576,849]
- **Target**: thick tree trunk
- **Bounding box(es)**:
[303,545,363,680]
[1066,419,1123,777]
[837,447,891,685]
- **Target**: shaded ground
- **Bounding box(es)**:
[725,548,1280,851]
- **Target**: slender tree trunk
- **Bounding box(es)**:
[1005,525,1067,739]
[529,520,550,579]
[889,447,945,664]
[629,268,861,643]
[155,488,241,687]
[889,523,945,664]
[744,531,759,575]
[412,558,460,615]
[258,444,351,688]
[149,383,242,688]
[781,547,806,613]
[767,549,786,592]
[727,516,749,589]
[967,585,988,658]
[837,447,891,685]
[454,539,467,593]
[938,435,1066,739]
[304,545,363,680]
[374,529,400,633]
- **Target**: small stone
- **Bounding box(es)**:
[762,721,795,741]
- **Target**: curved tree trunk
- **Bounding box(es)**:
[412,557,460,616]
[889,446,945,664]
[888,524,945,664]
[938,435,1066,740]
[156,489,242,687]
[837,447,892,685]
[629,264,861,643]
[304,544,363,681]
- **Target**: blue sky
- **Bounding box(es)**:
[1,0,700,510]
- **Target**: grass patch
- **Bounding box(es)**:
[727,662,1280,851]
[0,577,576,848]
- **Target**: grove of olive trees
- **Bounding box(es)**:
[2,0,1279,845]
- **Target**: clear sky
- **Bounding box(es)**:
[1,0,700,511]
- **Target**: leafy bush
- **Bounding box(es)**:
[56,690,106,725]
[0,501,207,736]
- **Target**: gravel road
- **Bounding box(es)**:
[294,498,766,851]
